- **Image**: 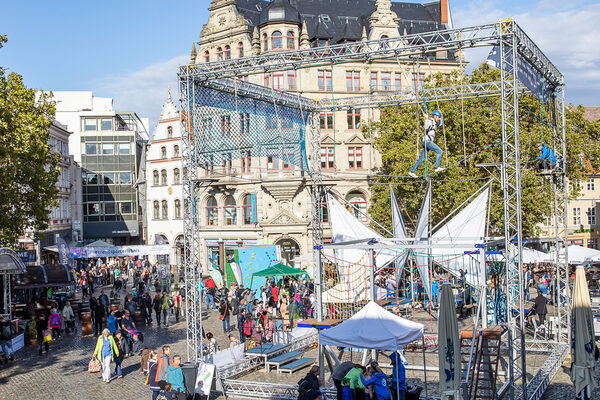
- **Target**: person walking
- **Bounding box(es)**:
[120,310,136,356]
[156,345,171,381]
[36,315,49,355]
[160,291,171,327]
[298,366,321,400]
[148,353,161,400]
[113,332,126,378]
[173,290,182,322]
[237,313,246,343]
[48,308,62,340]
[205,278,217,311]
[94,301,106,336]
[62,301,75,334]
[153,293,162,326]
[93,328,119,383]
[219,297,231,333]
[205,332,219,355]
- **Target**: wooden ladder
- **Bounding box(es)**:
[460,326,503,400]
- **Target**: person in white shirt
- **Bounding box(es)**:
[409,110,445,177]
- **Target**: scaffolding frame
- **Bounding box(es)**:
[178,20,567,400]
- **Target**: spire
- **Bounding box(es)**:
[300,20,310,49]
[361,26,368,42]
[190,43,197,64]
[159,87,179,121]
[252,26,261,54]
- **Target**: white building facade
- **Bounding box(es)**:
[145,92,185,268]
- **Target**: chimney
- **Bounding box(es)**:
[440,0,450,26]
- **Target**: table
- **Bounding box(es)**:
[245,343,287,362]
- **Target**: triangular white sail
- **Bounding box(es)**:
[413,185,432,302]
[430,187,490,287]
[325,194,397,302]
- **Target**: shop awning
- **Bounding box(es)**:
[13,264,75,289]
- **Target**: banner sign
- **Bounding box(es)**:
[70,245,170,259]
[250,193,257,223]
[486,46,554,102]
[194,362,215,396]
[56,237,71,265]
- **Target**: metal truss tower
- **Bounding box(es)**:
[178,20,568,399]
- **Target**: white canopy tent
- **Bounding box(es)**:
[545,245,600,264]
[319,301,424,350]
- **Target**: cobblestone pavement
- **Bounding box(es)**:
[1,287,596,400]
[540,357,600,400]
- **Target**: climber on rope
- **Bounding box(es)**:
[409,110,445,178]
[535,142,556,171]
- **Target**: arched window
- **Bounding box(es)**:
[153,200,160,219]
[238,42,244,58]
[206,196,218,226]
[217,47,223,61]
[287,31,295,49]
[161,169,167,186]
[173,168,180,184]
[347,191,367,222]
[167,126,173,137]
[263,33,268,51]
[175,199,181,219]
[242,194,253,225]
[160,146,167,159]
[224,45,231,60]
[224,196,236,225]
[153,170,159,186]
[204,50,210,63]
[173,145,179,157]
[272,31,282,49]
[162,200,168,219]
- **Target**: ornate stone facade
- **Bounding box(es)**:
[189,0,461,270]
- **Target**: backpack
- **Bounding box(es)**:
[50,313,60,327]
[243,320,253,337]
[297,377,312,400]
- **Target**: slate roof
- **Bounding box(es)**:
[236,0,445,43]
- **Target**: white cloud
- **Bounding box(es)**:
[94,54,188,135]
[454,1,600,105]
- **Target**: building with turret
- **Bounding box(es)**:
[187,0,460,272]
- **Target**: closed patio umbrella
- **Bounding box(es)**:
[438,283,460,395]
[570,265,597,399]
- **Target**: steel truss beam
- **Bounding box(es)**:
[319,80,525,110]
[179,22,561,88]
[178,19,567,399]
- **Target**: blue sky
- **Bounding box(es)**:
[1,0,599,130]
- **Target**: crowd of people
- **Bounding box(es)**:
[198,275,316,353]
[298,353,409,400]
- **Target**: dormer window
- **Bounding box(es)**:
[272,31,282,49]
[320,14,331,22]
[318,39,330,47]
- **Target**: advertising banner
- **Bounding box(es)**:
[70,244,170,259]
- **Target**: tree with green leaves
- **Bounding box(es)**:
[366,63,600,237]
[0,35,59,246]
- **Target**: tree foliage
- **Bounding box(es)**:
[367,63,600,237]
[0,36,59,246]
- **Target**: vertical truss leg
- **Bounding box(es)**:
[309,111,324,381]
[181,74,202,362]
[499,20,527,400]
